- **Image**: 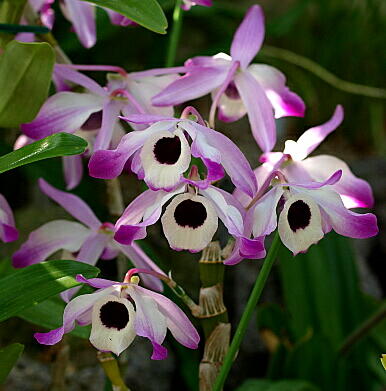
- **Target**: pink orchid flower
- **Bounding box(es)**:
[35,273,200,360]
[0,194,18,243]
[89,111,258,196]
[12,179,165,297]
[247,170,378,256]
[247,105,374,210]
[151,5,305,152]
[113,180,265,262]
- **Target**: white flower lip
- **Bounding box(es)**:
[90,294,136,356]
[140,127,191,190]
[161,193,218,252]
[278,194,324,255]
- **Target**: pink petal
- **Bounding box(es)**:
[0,193,18,243]
[12,221,90,268]
[248,64,305,118]
[63,155,83,191]
[39,179,101,230]
[21,92,103,140]
[234,70,276,152]
[230,5,265,69]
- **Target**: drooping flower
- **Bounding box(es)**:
[254,105,374,209]
[0,193,18,243]
[89,111,258,195]
[181,0,213,11]
[113,181,265,262]
[152,5,305,152]
[12,179,164,296]
[35,273,200,359]
[248,170,378,255]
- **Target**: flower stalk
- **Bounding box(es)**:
[165,0,184,67]
[213,233,282,391]
[97,352,130,391]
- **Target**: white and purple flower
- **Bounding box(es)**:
[89,111,258,195]
[181,0,212,11]
[0,193,18,243]
[35,273,200,359]
[151,5,305,152]
[12,179,165,296]
[247,170,378,255]
[113,181,265,262]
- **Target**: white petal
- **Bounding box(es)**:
[140,127,191,190]
[90,295,136,356]
[161,193,218,252]
[278,193,324,255]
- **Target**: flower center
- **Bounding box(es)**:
[153,136,182,165]
[174,199,207,228]
[287,200,311,231]
[99,301,130,330]
[224,81,240,100]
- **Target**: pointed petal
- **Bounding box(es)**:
[114,188,183,245]
[116,243,164,292]
[152,67,228,106]
[133,286,200,350]
[0,194,18,243]
[21,92,103,139]
[296,187,378,239]
[63,0,96,48]
[299,155,374,209]
[182,121,258,197]
[284,105,344,160]
[35,286,117,345]
[129,287,168,359]
[252,186,284,237]
[235,71,276,152]
[248,64,305,118]
[89,121,176,179]
[63,155,83,191]
[76,274,120,289]
[215,90,247,122]
[94,100,122,151]
[39,179,101,229]
[12,220,90,268]
[230,5,265,69]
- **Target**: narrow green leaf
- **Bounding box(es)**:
[0,0,27,47]
[19,297,90,339]
[0,41,55,127]
[0,260,99,322]
[0,343,24,384]
[0,133,88,174]
[80,0,167,34]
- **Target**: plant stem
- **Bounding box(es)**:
[339,303,386,356]
[213,233,281,391]
[260,46,386,99]
[165,0,184,67]
[97,352,130,391]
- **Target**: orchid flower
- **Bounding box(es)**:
[89,111,258,196]
[248,170,378,255]
[248,105,374,210]
[0,194,18,243]
[152,5,305,152]
[113,180,265,262]
[22,65,176,148]
[181,0,213,11]
[35,273,200,359]
[12,179,165,296]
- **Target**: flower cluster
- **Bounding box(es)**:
[6,3,377,360]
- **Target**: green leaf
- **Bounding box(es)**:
[0,41,55,127]
[0,260,99,322]
[19,297,90,339]
[0,133,88,174]
[0,343,24,384]
[236,378,320,391]
[80,0,167,34]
